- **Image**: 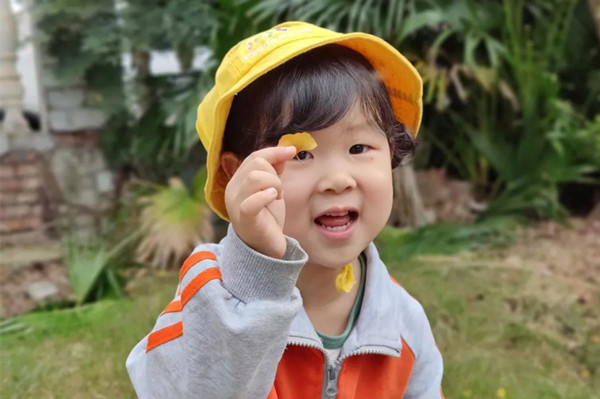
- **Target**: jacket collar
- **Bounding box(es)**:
[287,243,403,358]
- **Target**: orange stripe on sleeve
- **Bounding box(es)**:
[179,251,217,282]
[145,321,183,352]
[181,267,222,307]
[161,299,182,315]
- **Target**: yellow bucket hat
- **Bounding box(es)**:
[196,21,423,221]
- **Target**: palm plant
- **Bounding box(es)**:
[134,168,213,269]
[239,0,507,105]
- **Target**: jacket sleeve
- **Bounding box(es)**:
[403,305,445,399]
[126,225,307,399]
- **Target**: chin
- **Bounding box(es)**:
[307,243,367,268]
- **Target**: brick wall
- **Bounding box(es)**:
[0,133,116,247]
[0,150,61,246]
[0,141,113,316]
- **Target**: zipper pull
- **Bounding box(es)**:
[325,366,338,398]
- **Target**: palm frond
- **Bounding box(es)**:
[135,169,213,269]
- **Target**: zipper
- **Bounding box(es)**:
[288,339,338,399]
[336,346,399,364]
[288,338,400,399]
[324,364,339,398]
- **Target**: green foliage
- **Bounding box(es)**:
[34,0,124,112]
[119,0,219,72]
[35,0,600,219]
[242,0,599,220]
[34,0,221,180]
[0,319,31,336]
[98,75,208,180]
[241,0,413,44]
[134,168,213,269]
[65,241,117,304]
[453,0,598,219]
[376,216,520,260]
[64,232,136,304]
[63,217,141,305]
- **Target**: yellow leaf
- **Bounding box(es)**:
[462,390,473,398]
[278,132,317,152]
[497,388,507,398]
[335,263,355,293]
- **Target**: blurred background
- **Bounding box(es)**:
[0,0,599,397]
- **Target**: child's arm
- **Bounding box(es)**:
[403,306,445,399]
[126,146,306,398]
[126,228,307,398]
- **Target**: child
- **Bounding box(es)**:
[127,21,444,399]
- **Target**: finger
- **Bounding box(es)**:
[248,146,297,172]
[239,170,283,199]
[239,187,278,218]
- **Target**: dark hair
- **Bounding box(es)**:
[222,44,415,168]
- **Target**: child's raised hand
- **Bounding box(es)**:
[224,146,297,258]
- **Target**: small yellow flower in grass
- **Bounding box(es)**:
[278,132,317,153]
[496,388,507,398]
[462,389,473,398]
[581,368,591,379]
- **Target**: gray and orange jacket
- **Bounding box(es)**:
[126,225,444,398]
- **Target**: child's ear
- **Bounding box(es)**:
[220,152,242,179]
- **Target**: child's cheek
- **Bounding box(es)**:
[281,178,307,236]
[371,169,394,223]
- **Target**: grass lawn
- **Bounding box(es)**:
[1,227,599,398]
[0,273,176,399]
[384,257,599,399]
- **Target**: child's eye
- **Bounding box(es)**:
[349,144,369,154]
[294,151,313,161]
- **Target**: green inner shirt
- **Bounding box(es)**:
[317,253,367,349]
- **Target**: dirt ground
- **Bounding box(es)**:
[497,217,600,302]
[412,213,600,371]
[424,216,600,317]
[0,261,72,318]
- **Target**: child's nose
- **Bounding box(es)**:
[316,169,357,194]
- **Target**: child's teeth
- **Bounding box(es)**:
[324,221,351,230]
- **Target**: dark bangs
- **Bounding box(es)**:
[223,44,415,168]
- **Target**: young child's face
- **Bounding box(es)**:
[280,103,393,268]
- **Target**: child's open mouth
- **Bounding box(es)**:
[314,209,358,239]
[314,211,358,230]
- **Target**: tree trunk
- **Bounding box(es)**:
[388,164,433,228]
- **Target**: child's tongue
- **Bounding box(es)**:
[316,214,351,227]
